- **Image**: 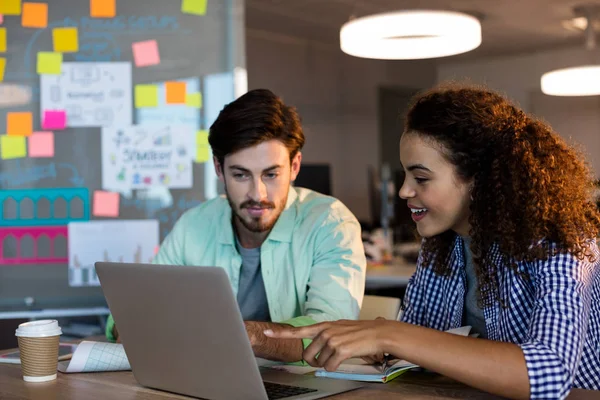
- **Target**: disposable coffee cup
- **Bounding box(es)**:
[15,320,62,382]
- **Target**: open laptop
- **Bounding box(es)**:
[96,262,362,400]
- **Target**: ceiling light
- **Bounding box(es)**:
[339,10,482,60]
[542,5,600,96]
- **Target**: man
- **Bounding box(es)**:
[105,88,366,362]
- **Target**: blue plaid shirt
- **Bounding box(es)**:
[401,236,600,399]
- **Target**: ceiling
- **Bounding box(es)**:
[245,0,600,61]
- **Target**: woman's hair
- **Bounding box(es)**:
[404,83,600,306]
[208,88,305,167]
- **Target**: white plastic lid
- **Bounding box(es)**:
[15,320,62,338]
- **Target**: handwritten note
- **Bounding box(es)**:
[165,81,186,104]
[181,0,207,16]
[7,112,32,136]
[53,27,78,52]
[0,0,21,15]
[135,84,158,108]
[90,0,116,18]
[42,110,66,130]
[28,132,54,157]
[186,92,202,108]
[0,57,5,81]
[93,190,120,217]
[22,2,47,28]
[132,40,160,67]
[0,135,26,159]
[37,51,62,74]
[0,27,6,52]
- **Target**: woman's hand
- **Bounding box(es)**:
[264,319,394,371]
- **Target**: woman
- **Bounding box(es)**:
[265,84,600,399]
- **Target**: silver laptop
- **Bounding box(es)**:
[96,262,362,400]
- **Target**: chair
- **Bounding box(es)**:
[359,295,402,321]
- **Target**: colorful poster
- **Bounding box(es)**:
[40,62,132,128]
[101,125,195,191]
[0,226,68,265]
[68,220,159,287]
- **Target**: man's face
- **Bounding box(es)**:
[215,140,301,233]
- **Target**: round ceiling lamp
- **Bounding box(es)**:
[541,5,600,96]
[339,10,482,60]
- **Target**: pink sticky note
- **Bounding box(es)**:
[0,15,4,24]
[42,110,66,130]
[28,132,54,158]
[132,40,160,67]
[93,190,120,217]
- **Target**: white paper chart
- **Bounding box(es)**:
[58,341,131,373]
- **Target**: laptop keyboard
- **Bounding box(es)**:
[264,381,318,399]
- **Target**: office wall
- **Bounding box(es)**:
[437,46,600,178]
[246,29,437,221]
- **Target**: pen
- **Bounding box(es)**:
[381,353,390,371]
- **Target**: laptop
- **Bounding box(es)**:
[95,262,362,400]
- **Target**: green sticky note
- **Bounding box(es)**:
[37,52,62,74]
[1,135,26,159]
[196,130,208,146]
[186,92,202,108]
[182,0,207,15]
[0,0,22,15]
[196,144,210,163]
[135,84,158,108]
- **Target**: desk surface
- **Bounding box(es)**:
[1,359,597,399]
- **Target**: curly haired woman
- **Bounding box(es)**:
[266,84,600,399]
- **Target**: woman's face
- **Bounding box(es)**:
[398,132,473,237]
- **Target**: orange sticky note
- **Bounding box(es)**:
[0,27,6,52]
[90,0,115,18]
[22,2,47,28]
[0,0,22,16]
[132,40,160,67]
[165,81,186,104]
[93,190,120,217]
[7,112,33,136]
[53,27,78,53]
[28,131,54,157]
[0,57,5,82]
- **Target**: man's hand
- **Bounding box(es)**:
[244,321,304,362]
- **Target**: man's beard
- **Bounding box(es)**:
[226,188,288,233]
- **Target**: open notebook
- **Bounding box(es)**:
[315,326,473,383]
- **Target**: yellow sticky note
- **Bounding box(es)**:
[0,0,22,15]
[37,51,62,74]
[90,0,116,18]
[53,27,78,53]
[135,84,158,108]
[182,0,207,16]
[196,144,210,163]
[0,27,6,52]
[196,130,208,146]
[186,92,202,108]
[22,2,48,28]
[7,112,33,136]
[0,58,5,82]
[1,135,26,159]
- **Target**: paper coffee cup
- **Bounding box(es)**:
[15,320,62,382]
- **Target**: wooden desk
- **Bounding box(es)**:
[1,360,597,399]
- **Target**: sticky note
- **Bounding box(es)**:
[42,110,67,130]
[22,2,47,28]
[196,145,210,163]
[196,130,208,145]
[1,135,26,159]
[90,0,115,18]
[0,27,6,52]
[93,190,120,217]
[37,51,62,74]
[53,27,78,52]
[28,131,54,157]
[7,112,33,136]
[0,57,5,82]
[186,92,202,108]
[182,0,207,16]
[0,15,4,24]
[135,84,158,108]
[0,0,22,15]
[165,81,186,104]
[132,40,160,67]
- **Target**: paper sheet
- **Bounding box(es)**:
[58,341,130,373]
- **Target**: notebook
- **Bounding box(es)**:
[315,326,472,383]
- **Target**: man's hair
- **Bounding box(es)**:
[208,88,305,166]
